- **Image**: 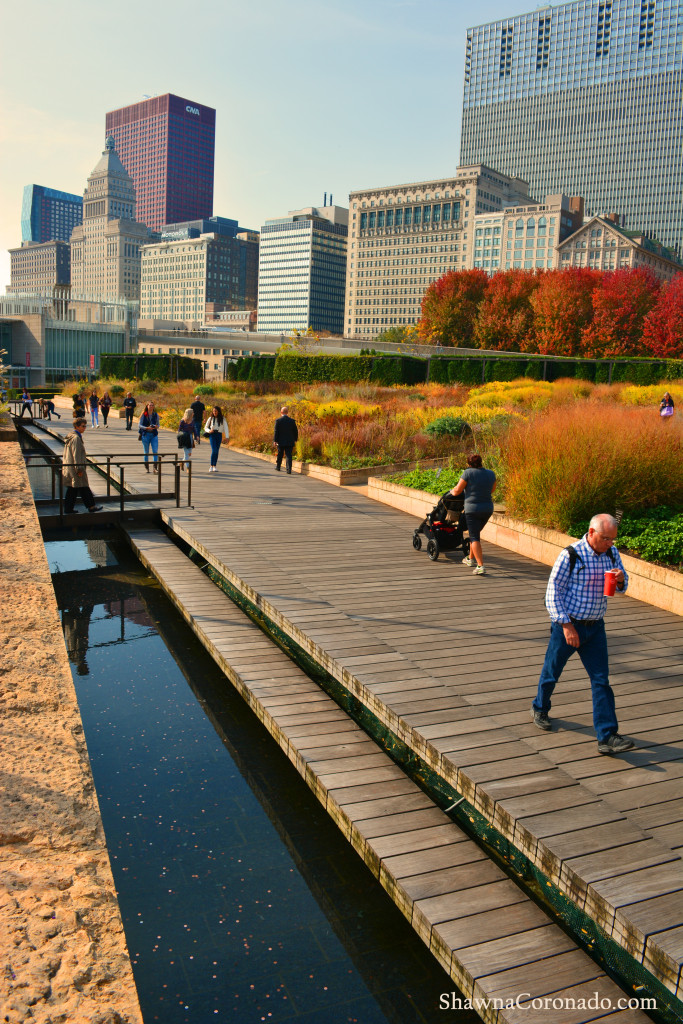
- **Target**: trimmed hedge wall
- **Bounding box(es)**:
[101,353,203,380]
[228,352,683,387]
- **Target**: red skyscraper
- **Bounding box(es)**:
[105,94,215,232]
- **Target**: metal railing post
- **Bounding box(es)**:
[59,470,64,522]
[106,456,111,498]
[175,462,181,507]
[158,455,162,495]
[119,466,125,517]
[187,461,192,507]
[51,462,56,501]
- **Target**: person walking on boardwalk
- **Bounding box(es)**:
[273,406,298,474]
[44,398,61,421]
[62,418,103,514]
[449,453,496,576]
[123,392,137,431]
[73,393,86,420]
[531,513,635,755]
[138,401,160,472]
[204,405,229,472]
[190,396,206,445]
[100,390,112,427]
[20,388,33,419]
[89,390,100,428]
[177,408,195,470]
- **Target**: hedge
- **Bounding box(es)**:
[229,352,683,387]
[100,353,203,380]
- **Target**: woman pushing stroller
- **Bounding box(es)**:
[450,453,496,576]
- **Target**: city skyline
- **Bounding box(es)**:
[0,0,542,293]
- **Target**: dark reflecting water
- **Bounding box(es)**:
[48,536,476,1024]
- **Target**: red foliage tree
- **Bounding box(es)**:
[530,267,601,356]
[641,273,683,358]
[473,269,539,351]
[418,269,488,346]
[580,267,660,358]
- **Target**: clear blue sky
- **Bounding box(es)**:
[0,0,539,291]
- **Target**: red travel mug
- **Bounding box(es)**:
[604,571,617,597]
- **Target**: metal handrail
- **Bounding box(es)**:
[21,449,191,520]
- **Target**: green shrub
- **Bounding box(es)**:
[225,362,238,381]
[100,354,202,380]
[484,357,529,382]
[388,467,463,494]
[617,508,683,567]
[110,384,125,396]
[139,378,159,392]
[424,416,470,438]
[524,360,544,380]
[449,358,484,385]
[194,384,215,396]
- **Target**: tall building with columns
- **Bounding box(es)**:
[70,137,150,301]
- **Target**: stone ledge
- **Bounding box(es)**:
[0,441,142,1024]
[367,476,683,616]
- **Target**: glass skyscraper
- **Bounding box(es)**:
[105,94,215,232]
[460,0,683,252]
[21,185,82,244]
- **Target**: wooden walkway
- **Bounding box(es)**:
[33,415,683,1018]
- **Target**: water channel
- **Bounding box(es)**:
[45,530,478,1024]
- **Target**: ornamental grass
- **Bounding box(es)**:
[503,403,683,531]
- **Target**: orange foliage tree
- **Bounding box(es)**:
[530,268,601,356]
[418,269,488,346]
[473,269,539,351]
[641,274,683,358]
[580,268,660,357]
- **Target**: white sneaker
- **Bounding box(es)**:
[462,557,476,567]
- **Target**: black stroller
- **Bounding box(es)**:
[412,491,470,562]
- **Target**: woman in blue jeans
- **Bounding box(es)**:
[138,401,160,472]
[203,406,229,472]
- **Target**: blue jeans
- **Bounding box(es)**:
[208,432,222,466]
[533,620,618,742]
[141,432,158,464]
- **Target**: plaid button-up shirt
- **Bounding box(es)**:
[545,534,628,623]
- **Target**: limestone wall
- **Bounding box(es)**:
[0,440,142,1023]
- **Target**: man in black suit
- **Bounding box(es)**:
[273,406,298,474]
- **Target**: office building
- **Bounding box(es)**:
[21,185,82,244]
[106,94,215,232]
[257,205,348,336]
[557,213,683,280]
[139,231,259,324]
[345,165,531,337]
[8,240,71,293]
[70,137,150,301]
[460,0,683,253]
[470,195,584,273]
[160,216,239,241]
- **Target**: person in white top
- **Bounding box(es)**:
[204,406,229,472]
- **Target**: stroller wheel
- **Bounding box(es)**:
[412,533,422,551]
[427,539,439,561]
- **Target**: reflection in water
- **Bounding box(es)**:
[51,537,476,1024]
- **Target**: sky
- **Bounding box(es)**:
[0,0,540,292]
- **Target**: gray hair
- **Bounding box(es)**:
[281,406,289,414]
[183,407,194,421]
[589,513,617,533]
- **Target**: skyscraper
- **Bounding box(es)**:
[21,185,82,244]
[105,94,215,232]
[460,0,683,252]
[258,206,348,335]
[70,137,150,301]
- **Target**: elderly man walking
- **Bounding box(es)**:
[273,406,298,474]
[62,418,103,514]
[532,513,635,755]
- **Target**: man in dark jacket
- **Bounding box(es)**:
[273,406,298,473]
[190,397,205,444]
[123,392,136,431]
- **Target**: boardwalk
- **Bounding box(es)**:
[31,414,683,1018]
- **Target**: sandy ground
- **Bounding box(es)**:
[0,440,142,1024]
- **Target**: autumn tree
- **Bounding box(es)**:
[580,268,660,358]
[473,269,539,351]
[418,269,488,346]
[641,273,683,358]
[530,268,601,356]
